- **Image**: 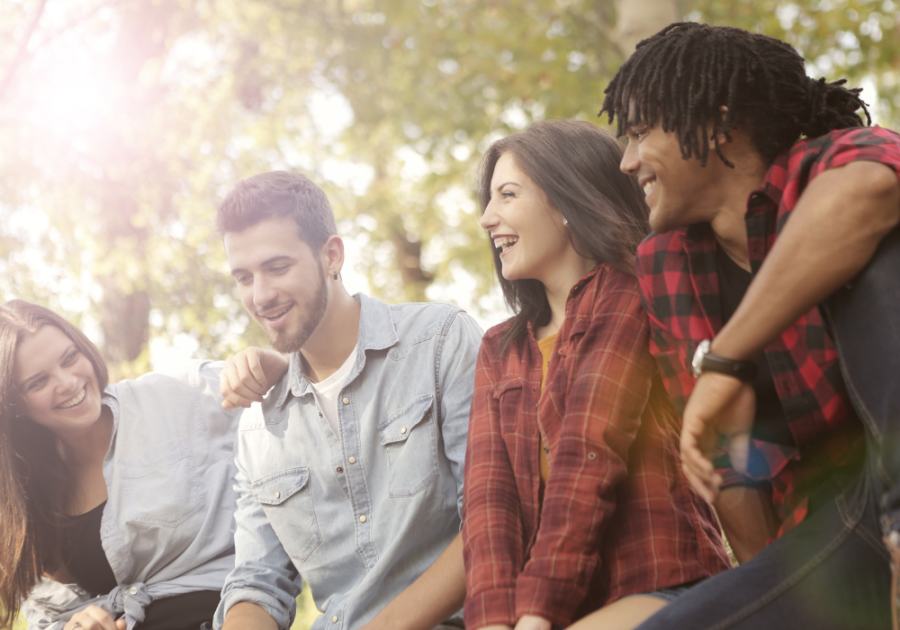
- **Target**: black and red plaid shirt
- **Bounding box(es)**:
[637,126,900,535]
[462,264,729,629]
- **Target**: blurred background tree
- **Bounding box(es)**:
[1,2,899,619]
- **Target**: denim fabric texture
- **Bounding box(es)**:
[215,294,482,630]
[22,361,243,630]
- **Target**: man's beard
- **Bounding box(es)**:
[268,266,328,353]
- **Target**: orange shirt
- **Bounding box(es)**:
[537,333,557,482]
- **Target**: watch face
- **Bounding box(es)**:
[692,339,711,379]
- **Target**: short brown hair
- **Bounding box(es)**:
[216,171,338,250]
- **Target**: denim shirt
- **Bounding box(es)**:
[215,294,482,630]
[22,361,242,630]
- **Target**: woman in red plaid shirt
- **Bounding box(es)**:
[461,120,730,630]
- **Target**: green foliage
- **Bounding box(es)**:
[1,0,898,367]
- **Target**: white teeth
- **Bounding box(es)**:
[264,305,291,320]
[643,180,656,195]
[58,387,85,409]
[494,237,518,252]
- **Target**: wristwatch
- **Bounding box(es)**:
[691,339,758,382]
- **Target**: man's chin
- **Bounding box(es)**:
[648,207,680,235]
[268,330,305,354]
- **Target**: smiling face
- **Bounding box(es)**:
[620,118,719,234]
[479,152,577,285]
[225,216,329,353]
[14,325,103,437]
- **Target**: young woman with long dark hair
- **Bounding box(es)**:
[461,120,730,630]
[0,300,285,630]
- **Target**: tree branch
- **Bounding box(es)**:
[0,0,49,102]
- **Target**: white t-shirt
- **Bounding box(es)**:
[308,345,358,438]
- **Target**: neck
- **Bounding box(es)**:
[59,406,113,470]
[300,285,361,382]
[704,154,769,272]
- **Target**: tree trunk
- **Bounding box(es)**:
[613,0,682,57]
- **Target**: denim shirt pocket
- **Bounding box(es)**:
[120,438,204,527]
[379,395,438,497]
[252,467,322,562]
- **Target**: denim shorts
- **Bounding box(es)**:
[625,580,700,604]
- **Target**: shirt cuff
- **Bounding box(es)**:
[464,588,516,629]
[214,585,295,630]
[515,574,587,627]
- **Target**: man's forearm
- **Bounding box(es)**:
[363,532,466,630]
[222,601,280,630]
[713,161,900,360]
[714,484,780,564]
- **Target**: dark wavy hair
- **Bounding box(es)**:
[478,120,650,351]
[601,22,870,166]
[0,300,109,629]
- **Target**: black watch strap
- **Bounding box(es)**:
[692,339,758,382]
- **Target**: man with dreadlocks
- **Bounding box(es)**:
[600,22,900,630]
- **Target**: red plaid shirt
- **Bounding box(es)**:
[462,264,729,629]
[636,127,900,535]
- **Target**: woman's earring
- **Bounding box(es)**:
[333,271,338,280]
[563,218,568,226]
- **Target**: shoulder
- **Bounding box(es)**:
[635,230,687,279]
[388,300,483,344]
[482,317,514,343]
[576,264,645,326]
[788,127,900,176]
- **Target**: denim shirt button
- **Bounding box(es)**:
[348,456,357,464]
[359,515,367,523]
[400,427,407,435]
[342,397,350,405]
[336,467,344,473]
[129,587,138,595]
[275,491,281,499]
[332,615,339,623]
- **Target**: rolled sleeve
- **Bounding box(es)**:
[214,426,301,630]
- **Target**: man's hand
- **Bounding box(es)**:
[64,605,126,630]
[514,615,552,630]
[680,371,756,503]
[220,347,289,409]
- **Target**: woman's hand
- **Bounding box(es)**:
[220,347,290,409]
[514,615,552,630]
[64,605,126,630]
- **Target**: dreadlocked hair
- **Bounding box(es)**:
[600,22,871,166]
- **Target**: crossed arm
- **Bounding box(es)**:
[681,160,900,501]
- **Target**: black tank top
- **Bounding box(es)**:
[716,246,795,447]
[61,501,221,630]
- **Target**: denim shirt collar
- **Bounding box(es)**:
[276,293,399,407]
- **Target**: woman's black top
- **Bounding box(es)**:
[61,501,221,630]
[716,246,795,447]
[61,501,118,595]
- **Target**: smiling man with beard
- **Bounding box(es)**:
[211,171,483,630]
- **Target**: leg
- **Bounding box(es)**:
[825,226,900,520]
[567,596,667,630]
[634,474,890,630]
